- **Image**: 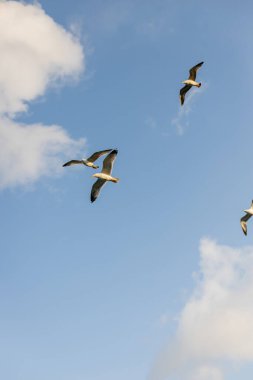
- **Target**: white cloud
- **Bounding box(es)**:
[150,239,253,380]
[0,1,85,189]
[0,117,85,189]
[189,366,224,380]
[0,1,84,115]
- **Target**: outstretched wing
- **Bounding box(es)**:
[87,149,113,163]
[101,149,118,175]
[63,160,83,167]
[189,61,204,81]
[180,85,191,105]
[90,179,106,203]
[240,213,252,236]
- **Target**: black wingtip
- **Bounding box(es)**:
[241,224,247,236]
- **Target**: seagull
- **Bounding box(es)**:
[180,61,204,105]
[91,149,119,203]
[62,149,113,169]
[240,200,253,236]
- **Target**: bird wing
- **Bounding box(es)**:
[87,149,113,163]
[101,149,118,175]
[62,160,83,167]
[189,61,204,81]
[180,85,191,105]
[240,213,252,236]
[90,179,106,203]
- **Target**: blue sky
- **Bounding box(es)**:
[1,1,253,379]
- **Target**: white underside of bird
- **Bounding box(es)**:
[244,207,253,216]
[93,173,119,183]
[182,79,201,87]
[83,160,98,168]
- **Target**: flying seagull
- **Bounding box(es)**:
[63,149,113,169]
[180,61,204,105]
[91,149,119,203]
[240,200,253,236]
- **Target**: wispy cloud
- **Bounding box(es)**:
[0,1,85,189]
[150,238,253,380]
[172,86,205,136]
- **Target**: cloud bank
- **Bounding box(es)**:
[0,1,85,189]
[150,239,253,380]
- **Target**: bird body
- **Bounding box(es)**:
[240,200,253,235]
[182,79,201,87]
[63,149,112,169]
[93,173,119,183]
[63,158,98,168]
[244,207,253,216]
[90,149,119,202]
[180,61,204,105]
[81,159,98,169]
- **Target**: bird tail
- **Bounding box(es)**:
[111,177,120,183]
[93,165,99,169]
[198,82,201,87]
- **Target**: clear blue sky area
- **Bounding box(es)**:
[1,1,253,379]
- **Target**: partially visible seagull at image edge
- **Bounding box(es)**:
[91,149,119,203]
[180,61,204,105]
[63,149,113,169]
[240,200,253,236]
